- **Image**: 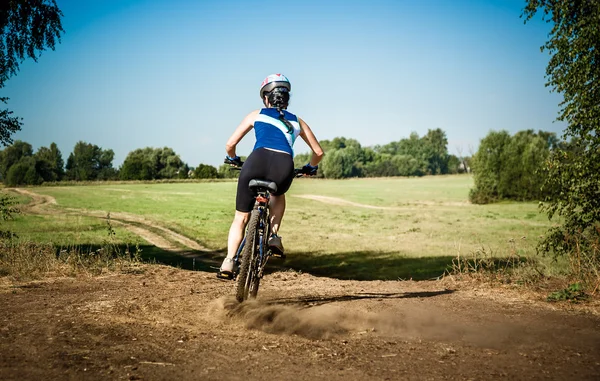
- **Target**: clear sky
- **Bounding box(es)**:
[2,0,564,168]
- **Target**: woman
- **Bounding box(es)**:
[217,73,324,279]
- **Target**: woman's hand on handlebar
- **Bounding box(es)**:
[224,155,243,168]
[295,163,318,177]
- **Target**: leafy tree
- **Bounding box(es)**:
[218,163,240,178]
[178,163,190,179]
[321,149,355,179]
[120,148,156,180]
[155,147,184,179]
[34,142,64,181]
[469,130,513,204]
[0,140,32,181]
[394,154,427,176]
[0,1,63,233]
[364,153,400,177]
[5,156,40,186]
[469,130,557,203]
[0,98,21,146]
[447,154,461,174]
[0,0,63,145]
[375,130,450,175]
[65,141,116,181]
[524,1,600,263]
[120,147,187,180]
[421,128,449,175]
[193,164,218,179]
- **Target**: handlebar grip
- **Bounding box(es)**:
[224,157,244,167]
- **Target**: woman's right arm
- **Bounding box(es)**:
[225,110,259,158]
[298,118,324,167]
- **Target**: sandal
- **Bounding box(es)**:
[216,258,235,280]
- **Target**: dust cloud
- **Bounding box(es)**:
[209,296,471,342]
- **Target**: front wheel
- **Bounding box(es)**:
[235,209,261,302]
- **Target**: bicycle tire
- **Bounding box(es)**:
[235,208,260,302]
[249,210,269,298]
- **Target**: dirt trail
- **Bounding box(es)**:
[2,189,600,380]
[12,188,210,254]
[293,194,469,209]
[1,267,600,381]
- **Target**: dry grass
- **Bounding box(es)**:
[445,243,552,288]
[0,225,144,281]
[567,233,600,295]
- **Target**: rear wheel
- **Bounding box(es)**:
[236,209,260,302]
[249,215,269,299]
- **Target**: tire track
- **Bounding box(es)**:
[12,188,212,255]
[293,194,470,209]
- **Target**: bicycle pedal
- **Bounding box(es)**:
[271,252,286,260]
[216,270,234,280]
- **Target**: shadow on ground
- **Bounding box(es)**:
[53,244,225,273]
[85,244,525,284]
[266,290,456,308]
[280,251,457,281]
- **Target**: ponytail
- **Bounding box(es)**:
[267,88,293,133]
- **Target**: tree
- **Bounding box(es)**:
[5,156,40,186]
[120,147,187,180]
[469,130,513,204]
[0,140,33,181]
[65,141,116,181]
[524,1,600,264]
[0,0,64,145]
[34,142,64,181]
[193,164,218,179]
[421,128,449,175]
[469,130,557,204]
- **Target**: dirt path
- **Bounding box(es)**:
[12,188,210,254]
[2,189,600,380]
[1,267,599,381]
[293,194,469,209]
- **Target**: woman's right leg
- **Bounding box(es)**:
[226,211,250,260]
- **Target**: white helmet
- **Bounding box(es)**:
[259,74,291,99]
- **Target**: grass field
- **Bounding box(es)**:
[4,175,565,280]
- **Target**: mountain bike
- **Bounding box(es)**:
[220,159,307,302]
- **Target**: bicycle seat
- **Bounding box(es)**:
[248,179,278,193]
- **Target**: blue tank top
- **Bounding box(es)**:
[253,108,301,156]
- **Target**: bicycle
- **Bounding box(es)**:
[218,157,308,302]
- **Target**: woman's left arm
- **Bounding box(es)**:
[225,110,259,158]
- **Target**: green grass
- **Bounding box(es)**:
[3,175,565,280]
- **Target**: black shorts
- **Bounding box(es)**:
[236,148,295,212]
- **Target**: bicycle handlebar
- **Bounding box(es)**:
[224,157,315,177]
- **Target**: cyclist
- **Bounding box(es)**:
[217,74,324,279]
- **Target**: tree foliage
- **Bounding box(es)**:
[316,130,456,179]
[0,140,67,185]
[524,1,600,261]
[0,0,63,145]
[34,142,64,181]
[469,130,557,204]
[0,0,64,87]
[193,164,218,179]
[120,147,187,180]
[65,141,116,181]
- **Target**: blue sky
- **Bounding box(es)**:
[2,0,563,167]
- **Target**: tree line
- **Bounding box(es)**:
[294,129,470,179]
[0,129,471,186]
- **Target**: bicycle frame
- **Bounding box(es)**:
[232,190,272,280]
